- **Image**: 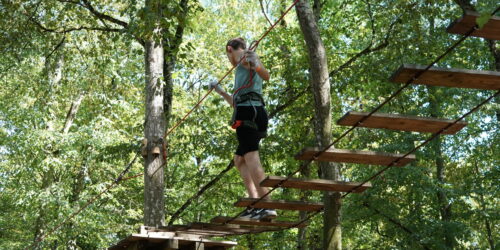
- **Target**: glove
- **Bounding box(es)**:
[245,50,260,68]
[209,81,223,93]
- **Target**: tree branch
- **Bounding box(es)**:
[79,0,128,28]
[62,92,86,134]
[28,15,123,34]
[363,202,431,250]
[452,0,476,12]
[45,36,66,60]
[168,161,234,225]
[328,4,409,77]
[268,86,311,118]
[259,0,273,27]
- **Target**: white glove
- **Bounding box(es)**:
[245,50,260,68]
[209,81,223,93]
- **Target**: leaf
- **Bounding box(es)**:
[476,13,491,29]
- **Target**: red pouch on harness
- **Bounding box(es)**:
[231,120,243,129]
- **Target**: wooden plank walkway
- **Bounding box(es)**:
[390,64,500,90]
[447,10,500,40]
[260,176,371,193]
[337,111,467,134]
[109,226,238,249]
[188,222,263,234]
[211,216,308,228]
[234,198,324,211]
[162,225,235,237]
[295,147,415,167]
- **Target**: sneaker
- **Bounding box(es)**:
[239,208,255,219]
[250,209,277,220]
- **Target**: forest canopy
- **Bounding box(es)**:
[0,0,498,249]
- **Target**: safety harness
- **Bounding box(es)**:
[230,67,267,138]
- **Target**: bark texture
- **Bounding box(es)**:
[62,93,85,134]
[296,1,342,249]
[163,0,188,129]
[144,39,166,226]
[429,15,454,248]
[143,0,166,227]
[33,43,65,246]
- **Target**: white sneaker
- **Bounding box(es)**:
[239,208,255,219]
[250,209,277,220]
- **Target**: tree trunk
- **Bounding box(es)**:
[33,42,65,246]
[297,165,311,250]
[143,0,166,227]
[162,0,188,130]
[485,36,498,250]
[488,40,500,124]
[427,13,455,248]
[428,86,454,249]
[296,1,341,249]
[473,162,495,249]
[62,93,85,134]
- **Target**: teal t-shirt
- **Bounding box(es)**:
[233,64,263,106]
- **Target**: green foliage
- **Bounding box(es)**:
[476,13,492,29]
[1,0,499,249]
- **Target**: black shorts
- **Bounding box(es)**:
[235,105,268,156]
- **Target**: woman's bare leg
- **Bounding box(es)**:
[243,150,270,200]
[234,154,259,198]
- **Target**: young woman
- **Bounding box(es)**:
[210,37,276,220]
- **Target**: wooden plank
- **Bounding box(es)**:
[174,236,237,248]
[234,198,324,211]
[389,64,500,90]
[158,226,229,237]
[295,147,415,167]
[109,230,238,249]
[260,176,371,193]
[177,230,229,237]
[447,10,500,40]
[210,216,308,228]
[195,239,237,248]
[188,222,261,234]
[337,111,467,134]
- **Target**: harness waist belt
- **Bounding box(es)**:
[235,92,265,106]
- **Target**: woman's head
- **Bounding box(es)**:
[226,37,246,66]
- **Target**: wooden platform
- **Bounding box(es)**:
[234,198,324,211]
[149,225,230,237]
[390,64,500,90]
[188,222,264,234]
[295,147,415,167]
[447,10,500,40]
[260,176,371,193]
[337,111,467,134]
[211,216,308,228]
[166,225,260,236]
[109,226,237,249]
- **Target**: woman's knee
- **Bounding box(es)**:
[234,155,245,168]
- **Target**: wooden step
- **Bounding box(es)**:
[162,225,229,237]
[234,198,324,211]
[337,111,467,134]
[295,147,415,167]
[260,176,371,193]
[447,10,500,40]
[187,222,262,234]
[390,64,500,90]
[211,216,308,228]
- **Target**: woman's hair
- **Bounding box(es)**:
[226,37,246,52]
